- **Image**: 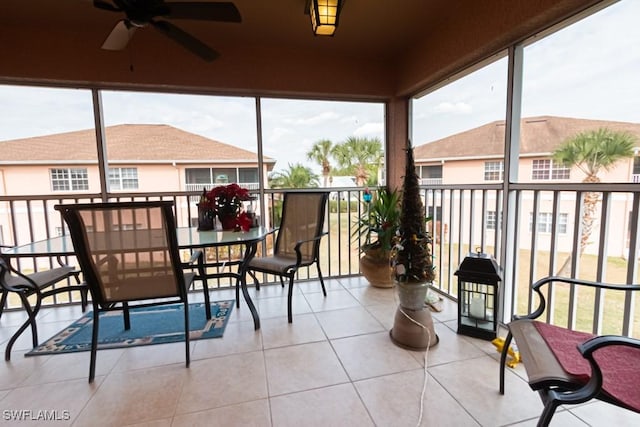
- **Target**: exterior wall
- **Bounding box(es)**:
[0,164,98,196]
[441,159,493,185]
[0,163,263,196]
[423,157,636,185]
[420,156,637,258]
[0,162,266,246]
[437,189,633,259]
[519,157,633,183]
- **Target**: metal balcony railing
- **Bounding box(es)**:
[184,182,260,193]
[2,183,640,339]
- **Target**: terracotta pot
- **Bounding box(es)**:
[359,248,393,288]
[389,281,439,350]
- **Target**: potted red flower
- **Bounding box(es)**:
[203,183,251,230]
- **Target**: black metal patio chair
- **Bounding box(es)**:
[55,200,199,382]
[245,192,329,323]
[499,276,640,426]
[1,247,86,360]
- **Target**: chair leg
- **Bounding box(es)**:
[123,303,131,330]
[248,270,259,288]
[4,293,40,361]
[316,261,327,296]
[70,272,88,313]
[89,307,100,383]
[279,276,285,288]
[538,399,559,427]
[196,253,212,319]
[0,290,8,319]
[202,276,211,320]
[287,275,295,323]
[80,287,89,313]
[235,275,241,309]
[184,300,190,367]
[499,331,514,394]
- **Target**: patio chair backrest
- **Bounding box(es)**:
[274,192,328,263]
[55,201,187,307]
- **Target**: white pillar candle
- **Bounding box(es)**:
[469,295,485,319]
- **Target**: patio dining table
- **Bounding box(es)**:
[3,226,270,331]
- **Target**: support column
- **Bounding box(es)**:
[385,96,411,190]
[92,89,109,202]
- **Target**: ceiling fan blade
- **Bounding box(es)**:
[151,20,219,61]
[165,2,241,22]
[93,0,121,13]
[101,20,137,50]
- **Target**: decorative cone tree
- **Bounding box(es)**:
[389,143,438,350]
[394,144,435,284]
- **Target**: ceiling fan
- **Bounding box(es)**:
[93,0,241,61]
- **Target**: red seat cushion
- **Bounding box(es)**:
[534,321,640,412]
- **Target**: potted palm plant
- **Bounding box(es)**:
[389,144,438,350]
[353,187,401,287]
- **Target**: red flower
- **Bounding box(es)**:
[202,183,251,217]
[237,212,252,232]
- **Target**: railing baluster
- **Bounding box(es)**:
[0,184,639,340]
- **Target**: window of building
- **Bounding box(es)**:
[532,159,570,180]
[214,169,237,183]
[186,167,252,186]
[239,168,259,184]
[421,165,442,179]
[109,167,138,190]
[484,161,504,181]
[633,157,640,175]
[486,211,503,230]
[50,168,89,191]
[185,168,212,184]
[529,212,568,234]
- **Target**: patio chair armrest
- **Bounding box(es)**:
[0,256,39,293]
[514,276,640,321]
[292,231,328,266]
[579,334,640,357]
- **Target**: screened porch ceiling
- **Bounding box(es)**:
[0,0,602,99]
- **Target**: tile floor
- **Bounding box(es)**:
[1,276,639,426]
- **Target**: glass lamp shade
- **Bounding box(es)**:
[310,0,341,36]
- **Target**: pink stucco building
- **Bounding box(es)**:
[414,116,640,257]
[0,124,274,245]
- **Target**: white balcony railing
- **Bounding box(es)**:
[2,183,640,339]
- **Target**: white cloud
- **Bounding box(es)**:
[266,126,293,144]
[284,111,340,126]
[353,122,383,137]
[431,102,473,114]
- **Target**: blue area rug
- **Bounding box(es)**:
[26,301,233,356]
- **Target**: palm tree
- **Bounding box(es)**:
[307,139,334,187]
[553,128,637,275]
[332,137,383,186]
[269,163,320,189]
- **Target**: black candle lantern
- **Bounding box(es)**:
[455,251,502,340]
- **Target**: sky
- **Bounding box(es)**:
[411,0,640,143]
[1,0,638,176]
